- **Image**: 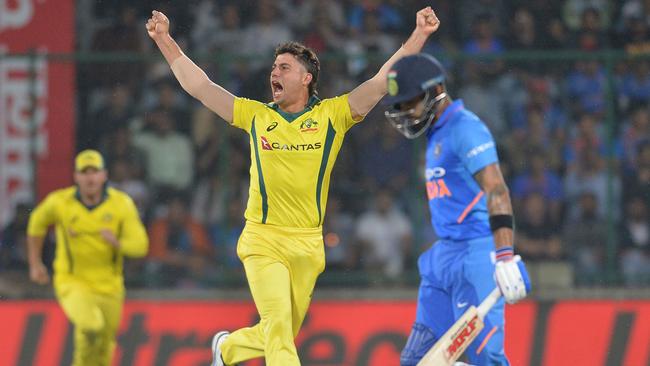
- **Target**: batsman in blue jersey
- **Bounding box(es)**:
[384,54,531,366]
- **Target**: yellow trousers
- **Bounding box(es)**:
[54,278,123,366]
[221,221,325,366]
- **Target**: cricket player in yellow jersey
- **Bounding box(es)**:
[146,6,440,366]
[27,150,148,366]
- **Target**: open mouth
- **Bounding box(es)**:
[272,81,284,98]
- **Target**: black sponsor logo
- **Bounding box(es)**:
[267,121,279,131]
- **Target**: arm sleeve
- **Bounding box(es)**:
[118,196,149,258]
[327,94,363,133]
[232,97,263,132]
[454,118,499,175]
[27,193,58,237]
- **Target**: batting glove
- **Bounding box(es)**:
[494,247,531,304]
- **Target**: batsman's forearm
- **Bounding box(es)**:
[154,34,183,65]
[486,184,514,248]
[27,236,45,266]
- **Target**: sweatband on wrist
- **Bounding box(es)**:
[489,214,514,232]
[495,246,514,261]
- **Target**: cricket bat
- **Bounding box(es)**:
[417,288,502,366]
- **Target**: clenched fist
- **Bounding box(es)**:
[146,10,170,40]
[415,7,440,36]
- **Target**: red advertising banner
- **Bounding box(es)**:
[0,0,75,226]
[0,299,647,366]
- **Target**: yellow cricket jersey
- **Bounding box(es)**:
[233,94,361,228]
[27,186,148,294]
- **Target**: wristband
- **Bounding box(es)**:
[489,214,514,232]
[495,246,514,261]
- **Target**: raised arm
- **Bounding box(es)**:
[347,7,440,120]
[146,10,235,123]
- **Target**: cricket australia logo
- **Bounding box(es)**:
[300,118,319,133]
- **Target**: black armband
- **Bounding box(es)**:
[489,214,514,232]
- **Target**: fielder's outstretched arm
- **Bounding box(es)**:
[348,7,440,121]
[146,10,235,123]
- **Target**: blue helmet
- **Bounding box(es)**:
[384,53,448,139]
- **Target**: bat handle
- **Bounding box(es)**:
[477,287,502,319]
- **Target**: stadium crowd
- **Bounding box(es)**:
[1,0,649,291]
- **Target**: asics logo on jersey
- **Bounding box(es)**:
[260,136,322,151]
[266,122,279,131]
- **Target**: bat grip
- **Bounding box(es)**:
[477,288,501,319]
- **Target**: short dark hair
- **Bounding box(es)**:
[274,42,320,96]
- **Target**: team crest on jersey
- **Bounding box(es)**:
[434,143,442,157]
[102,213,113,222]
[300,118,319,133]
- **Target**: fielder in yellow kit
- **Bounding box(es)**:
[27,150,148,366]
[146,6,440,366]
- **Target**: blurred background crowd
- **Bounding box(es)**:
[1,0,649,292]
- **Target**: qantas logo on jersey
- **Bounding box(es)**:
[260,136,322,151]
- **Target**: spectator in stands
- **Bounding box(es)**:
[355,189,412,281]
[209,198,245,271]
[348,0,403,34]
[458,0,507,41]
[462,13,506,81]
[322,194,357,271]
[618,62,650,111]
[562,191,607,285]
[563,1,612,31]
[0,203,31,271]
[566,60,607,116]
[149,79,190,135]
[109,159,149,220]
[515,192,563,261]
[507,7,542,51]
[570,7,608,50]
[134,110,194,200]
[285,0,347,41]
[512,148,564,222]
[623,140,650,205]
[620,105,650,172]
[241,0,293,70]
[89,6,145,87]
[511,77,567,138]
[358,119,411,193]
[102,127,146,176]
[565,148,622,220]
[85,84,137,149]
[619,195,650,286]
[564,113,608,169]
[459,62,508,137]
[148,196,212,287]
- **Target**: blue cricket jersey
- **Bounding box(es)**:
[425,100,498,241]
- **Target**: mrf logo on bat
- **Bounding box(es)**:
[445,314,479,360]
